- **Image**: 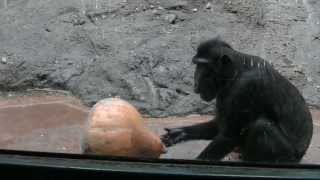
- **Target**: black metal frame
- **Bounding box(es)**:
[0,150,319,179]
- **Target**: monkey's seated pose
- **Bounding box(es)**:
[161,38,313,163]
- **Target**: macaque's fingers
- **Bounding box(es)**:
[164,128,171,133]
[161,127,188,147]
[160,135,171,147]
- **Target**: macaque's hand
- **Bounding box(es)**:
[161,127,188,147]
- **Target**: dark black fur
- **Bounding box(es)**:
[161,38,313,163]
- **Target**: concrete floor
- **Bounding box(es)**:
[0,94,319,164]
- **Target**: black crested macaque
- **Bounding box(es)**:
[161,38,313,163]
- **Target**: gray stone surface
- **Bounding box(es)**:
[0,0,319,117]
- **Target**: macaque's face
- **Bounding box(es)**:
[193,57,218,102]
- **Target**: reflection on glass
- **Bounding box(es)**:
[0,0,319,165]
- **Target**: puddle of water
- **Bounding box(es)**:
[0,94,89,153]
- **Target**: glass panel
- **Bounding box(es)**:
[0,0,319,165]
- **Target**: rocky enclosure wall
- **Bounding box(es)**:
[0,0,319,117]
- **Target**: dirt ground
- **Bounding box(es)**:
[0,0,320,117]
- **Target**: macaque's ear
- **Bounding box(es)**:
[217,54,236,78]
[220,55,232,65]
[215,54,232,73]
[192,56,209,64]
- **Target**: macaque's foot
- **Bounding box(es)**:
[161,127,188,147]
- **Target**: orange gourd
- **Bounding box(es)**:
[81,98,166,158]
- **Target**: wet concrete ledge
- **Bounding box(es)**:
[0,94,318,164]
